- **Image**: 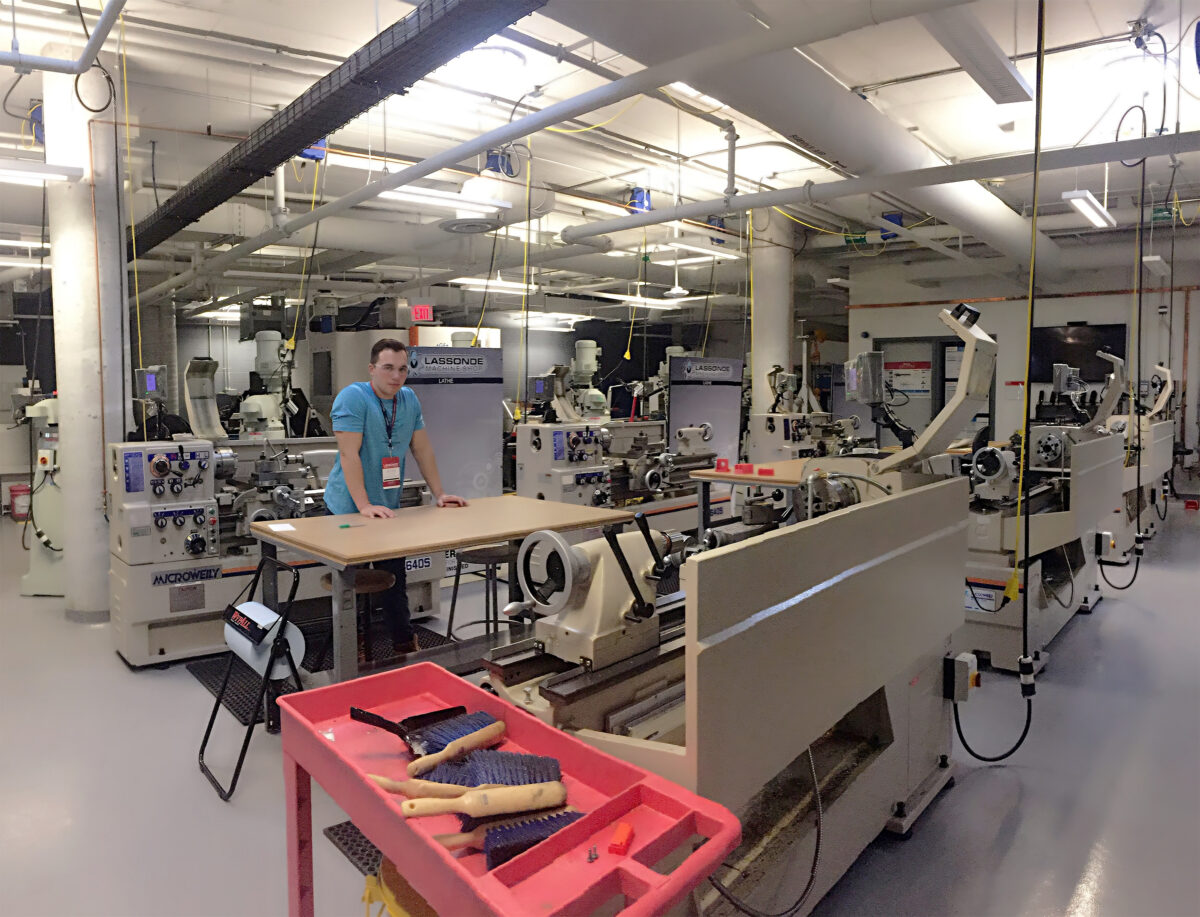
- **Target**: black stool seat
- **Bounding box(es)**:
[456,543,521,566]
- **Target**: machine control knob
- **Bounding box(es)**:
[169,479,184,495]
[149,456,171,477]
[173,515,187,527]
[592,489,608,506]
[184,533,207,556]
[154,515,168,529]
[197,459,209,470]
[178,460,190,471]
[193,513,206,527]
[151,482,164,496]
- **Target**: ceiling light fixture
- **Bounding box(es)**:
[918,7,1033,104]
[1061,189,1117,228]
[449,276,539,293]
[0,239,49,251]
[591,291,704,309]
[667,241,741,261]
[0,158,84,186]
[1142,254,1171,278]
[0,257,50,269]
[379,186,511,216]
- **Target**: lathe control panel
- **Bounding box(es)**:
[516,423,612,506]
[109,441,221,564]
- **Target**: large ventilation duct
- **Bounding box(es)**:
[129,0,546,258]
[544,0,1066,278]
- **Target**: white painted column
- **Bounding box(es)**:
[749,207,794,414]
[45,58,126,621]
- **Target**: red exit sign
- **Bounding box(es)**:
[411,303,434,323]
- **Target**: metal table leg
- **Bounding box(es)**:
[261,541,279,610]
[698,480,712,541]
[329,566,359,683]
[285,752,315,917]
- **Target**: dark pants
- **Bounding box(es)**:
[325,510,411,644]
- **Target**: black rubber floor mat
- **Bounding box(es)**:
[186,653,298,727]
[324,820,381,876]
[302,622,456,673]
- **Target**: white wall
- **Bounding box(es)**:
[848,287,1198,457]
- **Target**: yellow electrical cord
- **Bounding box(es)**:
[622,229,648,360]
[545,96,642,134]
[119,16,147,436]
[287,160,321,348]
[472,157,532,345]
[770,206,844,235]
[1173,191,1199,227]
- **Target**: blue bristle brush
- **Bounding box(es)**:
[464,749,561,787]
[407,711,506,777]
[433,809,585,869]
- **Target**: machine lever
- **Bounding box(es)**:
[633,512,665,573]
[602,526,653,619]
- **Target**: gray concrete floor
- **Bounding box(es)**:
[1,510,1198,916]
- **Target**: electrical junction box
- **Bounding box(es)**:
[943,652,980,702]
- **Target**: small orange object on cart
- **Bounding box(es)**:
[279,663,740,916]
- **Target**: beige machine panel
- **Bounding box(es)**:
[681,476,968,812]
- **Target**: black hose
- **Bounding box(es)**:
[954,699,1033,763]
[1100,555,1141,590]
[707,746,822,917]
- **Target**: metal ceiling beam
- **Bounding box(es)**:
[128,0,548,259]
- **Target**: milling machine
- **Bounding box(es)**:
[956,353,1126,672]
[479,304,997,916]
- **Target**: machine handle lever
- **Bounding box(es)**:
[603,526,653,619]
[633,512,665,573]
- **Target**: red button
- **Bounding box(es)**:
[209,518,217,525]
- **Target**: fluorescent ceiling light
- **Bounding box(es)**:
[826,277,851,288]
[1062,189,1117,228]
[0,257,50,268]
[449,276,538,293]
[379,186,510,215]
[667,241,741,261]
[591,291,704,309]
[197,311,241,321]
[0,158,83,186]
[1142,254,1171,278]
[574,198,634,217]
[667,82,726,109]
[0,239,48,250]
[918,8,1033,104]
[323,150,410,172]
[651,255,722,267]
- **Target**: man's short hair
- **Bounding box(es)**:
[370,338,408,364]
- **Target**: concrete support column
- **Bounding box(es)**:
[45,58,126,621]
[749,208,794,414]
[142,302,179,412]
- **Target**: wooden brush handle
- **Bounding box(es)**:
[433,806,575,851]
[367,774,469,799]
[401,781,567,818]
[406,721,507,777]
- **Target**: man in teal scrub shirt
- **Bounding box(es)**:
[324,337,466,653]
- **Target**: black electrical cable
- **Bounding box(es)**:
[150,139,160,209]
[956,0,1047,767]
[1100,555,1141,589]
[966,580,992,612]
[2,73,24,119]
[71,5,117,114]
[706,746,822,917]
[954,700,1033,763]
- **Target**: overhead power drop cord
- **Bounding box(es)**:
[955,0,1047,766]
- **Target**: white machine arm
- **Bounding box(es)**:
[872,304,997,475]
[1081,352,1127,434]
[1149,364,1173,419]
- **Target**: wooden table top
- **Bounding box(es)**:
[691,459,814,487]
[250,495,634,567]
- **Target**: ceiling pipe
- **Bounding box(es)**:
[1,0,125,74]
[134,0,969,307]
[559,129,1200,246]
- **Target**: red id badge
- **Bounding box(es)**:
[381,456,401,489]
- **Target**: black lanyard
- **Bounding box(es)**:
[377,393,398,450]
